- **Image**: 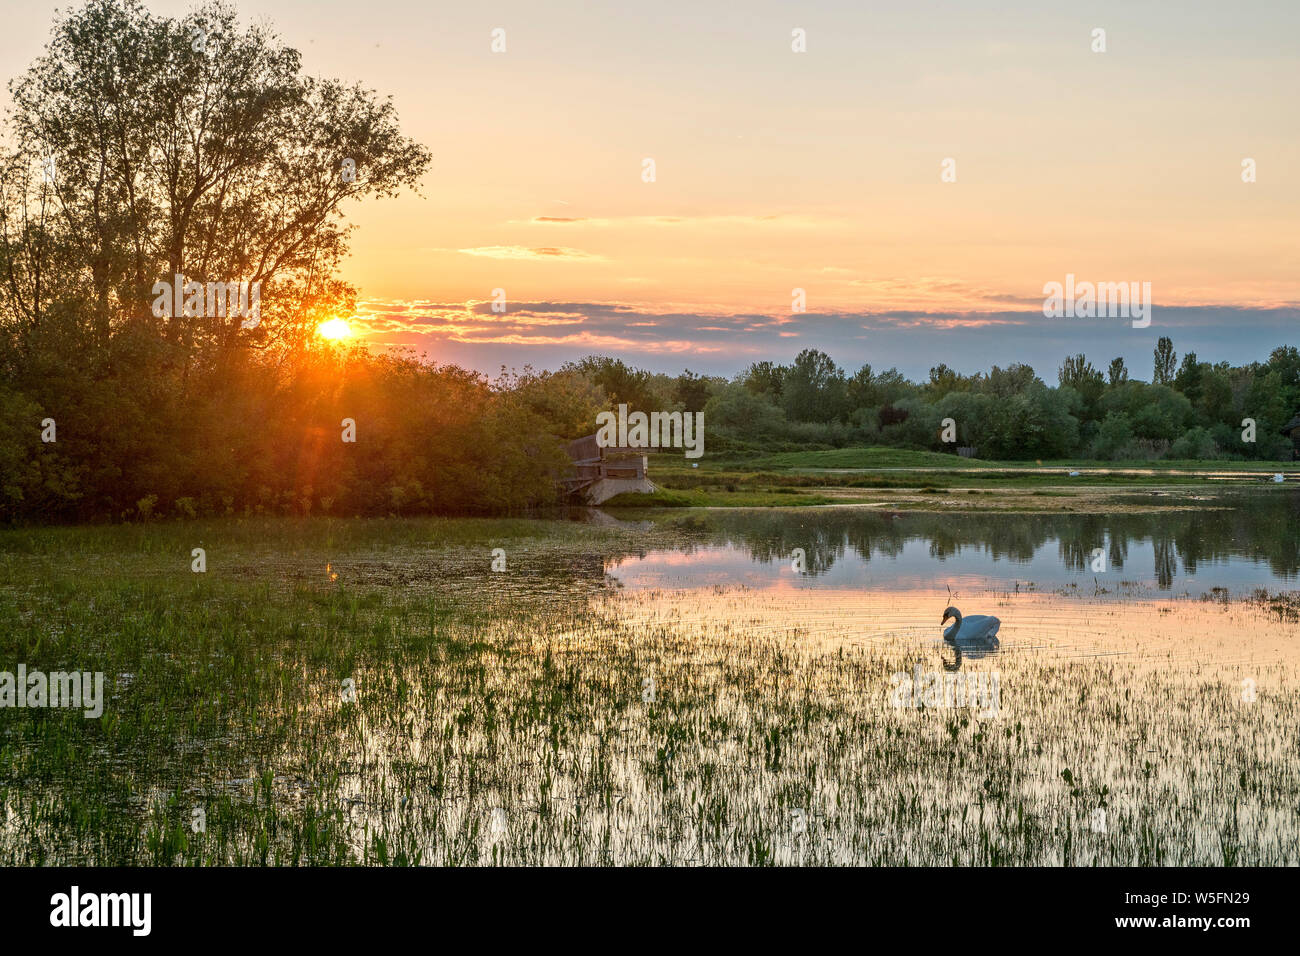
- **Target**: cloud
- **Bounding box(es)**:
[842,275,1045,308]
[350,299,1300,381]
[515,213,831,229]
[456,245,605,260]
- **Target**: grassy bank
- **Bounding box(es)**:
[732,447,1294,473]
[627,447,1295,510]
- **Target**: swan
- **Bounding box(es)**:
[942,605,1000,653]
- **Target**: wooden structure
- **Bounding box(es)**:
[1282,412,1300,461]
[562,434,657,505]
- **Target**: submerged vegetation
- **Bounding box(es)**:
[1,514,1296,865]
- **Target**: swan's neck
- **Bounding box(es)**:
[944,613,962,641]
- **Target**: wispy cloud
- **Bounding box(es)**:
[351,299,1300,381]
[516,213,831,229]
[456,245,605,260]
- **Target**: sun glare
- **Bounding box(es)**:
[317,317,352,340]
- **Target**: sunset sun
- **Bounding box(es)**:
[317,317,352,340]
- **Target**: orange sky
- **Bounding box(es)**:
[4,0,1296,374]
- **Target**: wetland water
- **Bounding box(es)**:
[601,488,1300,672]
[1,490,1297,865]
[608,488,1300,596]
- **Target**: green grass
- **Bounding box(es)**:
[0,517,645,865]
[633,447,1295,504]
[744,447,981,470]
[721,446,1293,473]
[0,515,600,557]
[603,488,839,508]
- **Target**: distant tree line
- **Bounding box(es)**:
[562,341,1299,463]
[724,340,1299,461]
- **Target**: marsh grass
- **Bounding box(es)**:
[0,518,1296,865]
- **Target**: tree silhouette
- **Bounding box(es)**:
[2,0,430,361]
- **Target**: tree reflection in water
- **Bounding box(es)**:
[631,489,1300,592]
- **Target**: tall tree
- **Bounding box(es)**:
[1107,357,1128,387]
[1059,354,1103,392]
[927,363,967,399]
[1059,354,1105,419]
[1153,337,1176,385]
[782,348,846,423]
[673,369,713,412]
[1,0,430,363]
[981,363,1040,399]
[845,363,875,410]
[742,360,787,399]
[1174,351,1203,404]
[0,0,440,522]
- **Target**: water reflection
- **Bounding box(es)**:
[608,489,1300,594]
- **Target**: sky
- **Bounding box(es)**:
[3,1,1297,380]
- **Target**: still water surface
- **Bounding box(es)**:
[606,489,1300,596]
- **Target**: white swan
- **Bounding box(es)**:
[942,605,1001,651]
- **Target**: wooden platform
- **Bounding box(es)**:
[562,434,657,504]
